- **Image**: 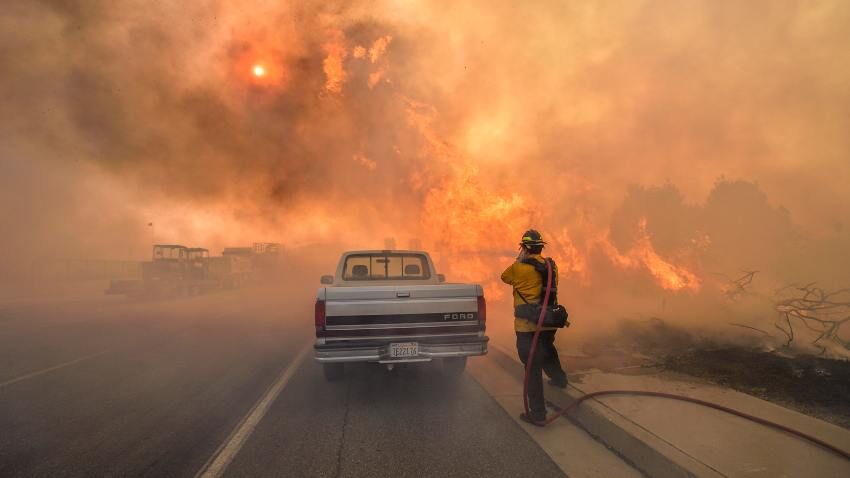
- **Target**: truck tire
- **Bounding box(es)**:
[323,363,344,381]
[443,357,467,376]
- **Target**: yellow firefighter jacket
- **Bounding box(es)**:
[500,254,559,333]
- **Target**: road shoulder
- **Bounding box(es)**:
[485,339,850,478]
[467,351,643,478]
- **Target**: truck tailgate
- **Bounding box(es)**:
[321,284,483,340]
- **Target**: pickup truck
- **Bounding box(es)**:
[314,250,488,380]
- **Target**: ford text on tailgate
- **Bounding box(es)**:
[313,250,488,380]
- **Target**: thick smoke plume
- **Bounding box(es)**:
[2,1,849,351]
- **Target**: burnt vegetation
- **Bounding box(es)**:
[724,270,758,300]
[775,284,850,355]
[664,348,850,429]
[720,272,850,356]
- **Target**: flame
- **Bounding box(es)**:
[252,64,266,77]
[548,229,590,284]
[404,96,535,299]
[400,92,702,296]
[598,218,701,292]
[322,30,348,93]
[350,36,393,89]
[368,35,392,63]
[315,30,703,297]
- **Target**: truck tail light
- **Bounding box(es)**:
[477,295,486,326]
[315,299,326,336]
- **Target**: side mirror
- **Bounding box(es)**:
[437,274,446,283]
[320,275,334,285]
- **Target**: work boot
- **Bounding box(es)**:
[519,413,546,427]
[548,378,568,389]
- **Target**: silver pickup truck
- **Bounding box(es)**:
[314,250,488,380]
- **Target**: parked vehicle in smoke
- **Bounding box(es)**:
[105,244,253,298]
[213,249,254,288]
[222,243,283,282]
[252,242,283,280]
[313,250,488,381]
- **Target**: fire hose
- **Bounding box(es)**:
[521,260,850,462]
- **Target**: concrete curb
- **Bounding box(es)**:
[486,344,722,478]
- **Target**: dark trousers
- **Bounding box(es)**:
[516,330,567,420]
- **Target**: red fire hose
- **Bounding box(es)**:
[520,260,850,462]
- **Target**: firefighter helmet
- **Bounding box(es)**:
[519,229,547,247]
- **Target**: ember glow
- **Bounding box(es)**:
[252,65,266,77]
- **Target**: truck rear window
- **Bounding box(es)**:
[342,253,431,281]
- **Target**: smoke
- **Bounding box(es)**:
[2,0,850,348]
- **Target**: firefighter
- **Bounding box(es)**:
[500,229,568,425]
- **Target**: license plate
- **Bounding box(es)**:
[389,342,419,358]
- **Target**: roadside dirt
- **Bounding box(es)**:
[573,318,850,429]
[663,348,850,429]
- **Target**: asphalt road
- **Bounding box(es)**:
[0,286,564,478]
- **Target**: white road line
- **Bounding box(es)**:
[196,343,312,478]
[0,350,110,389]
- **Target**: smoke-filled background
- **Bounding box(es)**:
[2,0,849,352]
